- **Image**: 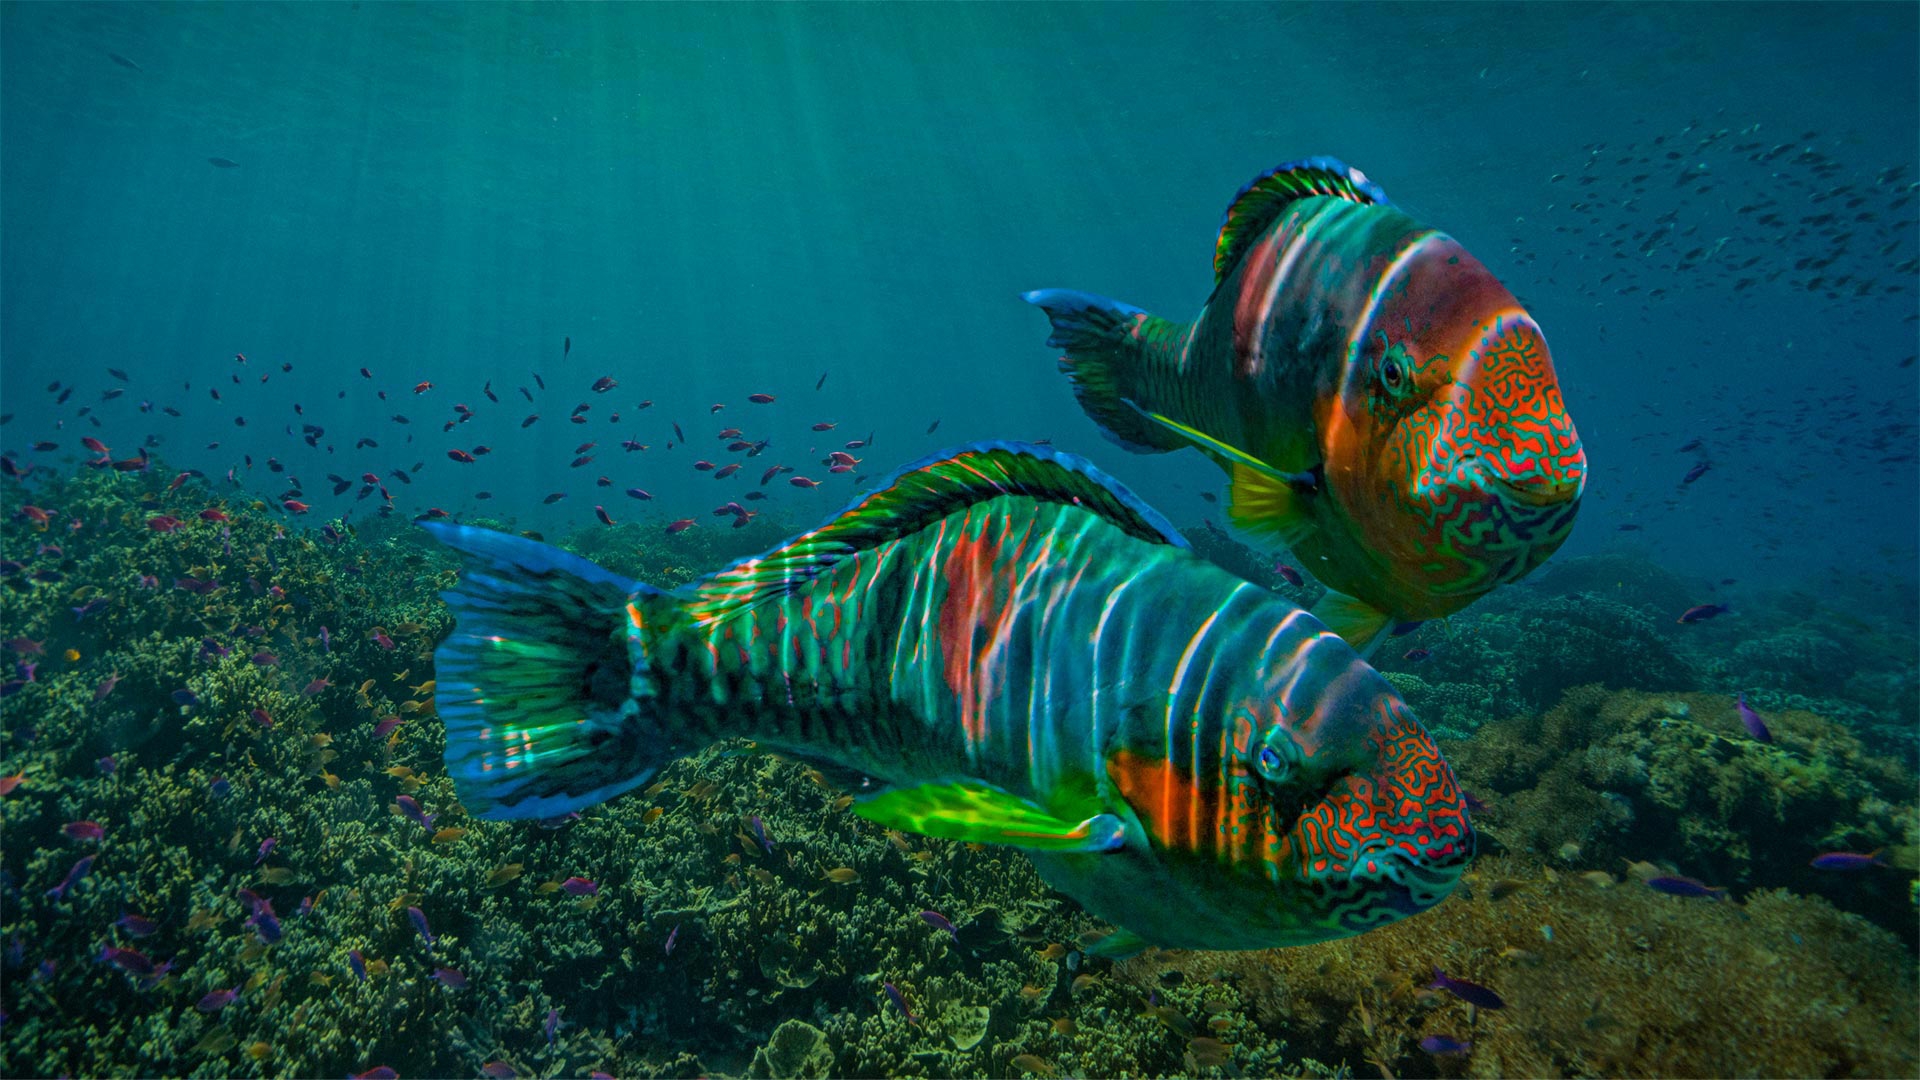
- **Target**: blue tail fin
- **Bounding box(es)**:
[420,523,665,820]
[1021,288,1186,454]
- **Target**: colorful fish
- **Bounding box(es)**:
[1024,158,1586,647]
[422,442,1470,951]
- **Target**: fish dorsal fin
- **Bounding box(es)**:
[1214,157,1392,284]
[685,441,1189,624]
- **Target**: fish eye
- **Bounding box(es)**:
[1382,358,1403,387]
[1253,729,1301,784]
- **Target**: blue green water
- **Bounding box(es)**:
[2,4,1916,1078]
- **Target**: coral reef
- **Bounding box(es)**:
[1120,853,1919,1079]
[1448,685,1919,940]
[3,465,1916,1079]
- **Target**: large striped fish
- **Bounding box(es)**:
[423,443,1471,952]
[1025,157,1586,648]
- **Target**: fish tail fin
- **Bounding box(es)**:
[1021,288,1190,453]
[420,523,671,821]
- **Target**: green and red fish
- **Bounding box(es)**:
[1025,157,1586,647]
[424,442,1471,951]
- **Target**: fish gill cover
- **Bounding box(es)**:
[2,3,1917,1079]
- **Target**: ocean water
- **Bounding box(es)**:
[2,4,1916,1079]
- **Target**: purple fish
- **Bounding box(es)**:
[47,854,95,899]
[1734,694,1771,743]
[560,876,598,897]
[92,672,121,701]
[95,755,116,775]
[373,715,404,739]
[1428,969,1505,1009]
[348,949,368,981]
[1273,563,1304,587]
[918,910,957,939]
[407,905,434,945]
[480,1064,516,1080]
[431,966,468,989]
[883,981,919,1025]
[749,814,774,853]
[254,837,278,865]
[396,795,436,832]
[247,906,283,944]
[170,688,200,708]
[98,945,154,975]
[546,1006,564,1045]
[196,986,240,1012]
[354,1069,399,1080]
[1420,1035,1472,1056]
[63,820,105,842]
[251,650,278,666]
[319,625,331,653]
[209,777,231,798]
[1681,461,1712,485]
[72,597,109,621]
[114,912,159,938]
[1676,603,1730,624]
[1810,850,1887,871]
[236,888,266,916]
[1646,875,1726,900]
[663,923,679,955]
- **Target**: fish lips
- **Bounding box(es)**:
[1453,451,1586,510]
[1343,839,1470,917]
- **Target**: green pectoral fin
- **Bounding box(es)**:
[1310,591,1392,653]
[1083,928,1151,961]
[854,779,1129,853]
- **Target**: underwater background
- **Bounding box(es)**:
[2,3,1916,1078]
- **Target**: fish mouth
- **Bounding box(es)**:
[1450,452,1584,509]
[1484,468,1583,508]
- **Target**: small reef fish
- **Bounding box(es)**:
[1420,1035,1472,1056]
[1734,694,1772,743]
[1428,968,1505,1009]
[1647,874,1726,900]
[1677,603,1731,624]
[47,855,96,899]
[1810,851,1886,871]
[422,442,1471,951]
[883,981,919,1025]
[1024,157,1585,648]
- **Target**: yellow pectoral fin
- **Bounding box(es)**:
[1310,591,1393,653]
[1120,401,1320,540]
[1226,462,1315,546]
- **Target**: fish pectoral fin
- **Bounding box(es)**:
[853,779,1129,853]
[1225,462,1318,546]
[1309,591,1393,652]
[1121,400,1322,490]
[1082,927,1151,961]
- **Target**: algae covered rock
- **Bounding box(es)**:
[1450,685,1919,938]
[748,1019,833,1080]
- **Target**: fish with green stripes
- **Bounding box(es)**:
[1024,157,1586,648]
[423,442,1471,951]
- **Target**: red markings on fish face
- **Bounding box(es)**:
[1328,237,1583,616]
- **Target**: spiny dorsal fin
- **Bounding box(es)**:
[1214,157,1391,284]
[685,441,1188,624]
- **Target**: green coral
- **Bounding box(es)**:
[1450,685,1918,940]
[4,463,1917,1080]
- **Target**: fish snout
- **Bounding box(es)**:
[1449,442,1586,509]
